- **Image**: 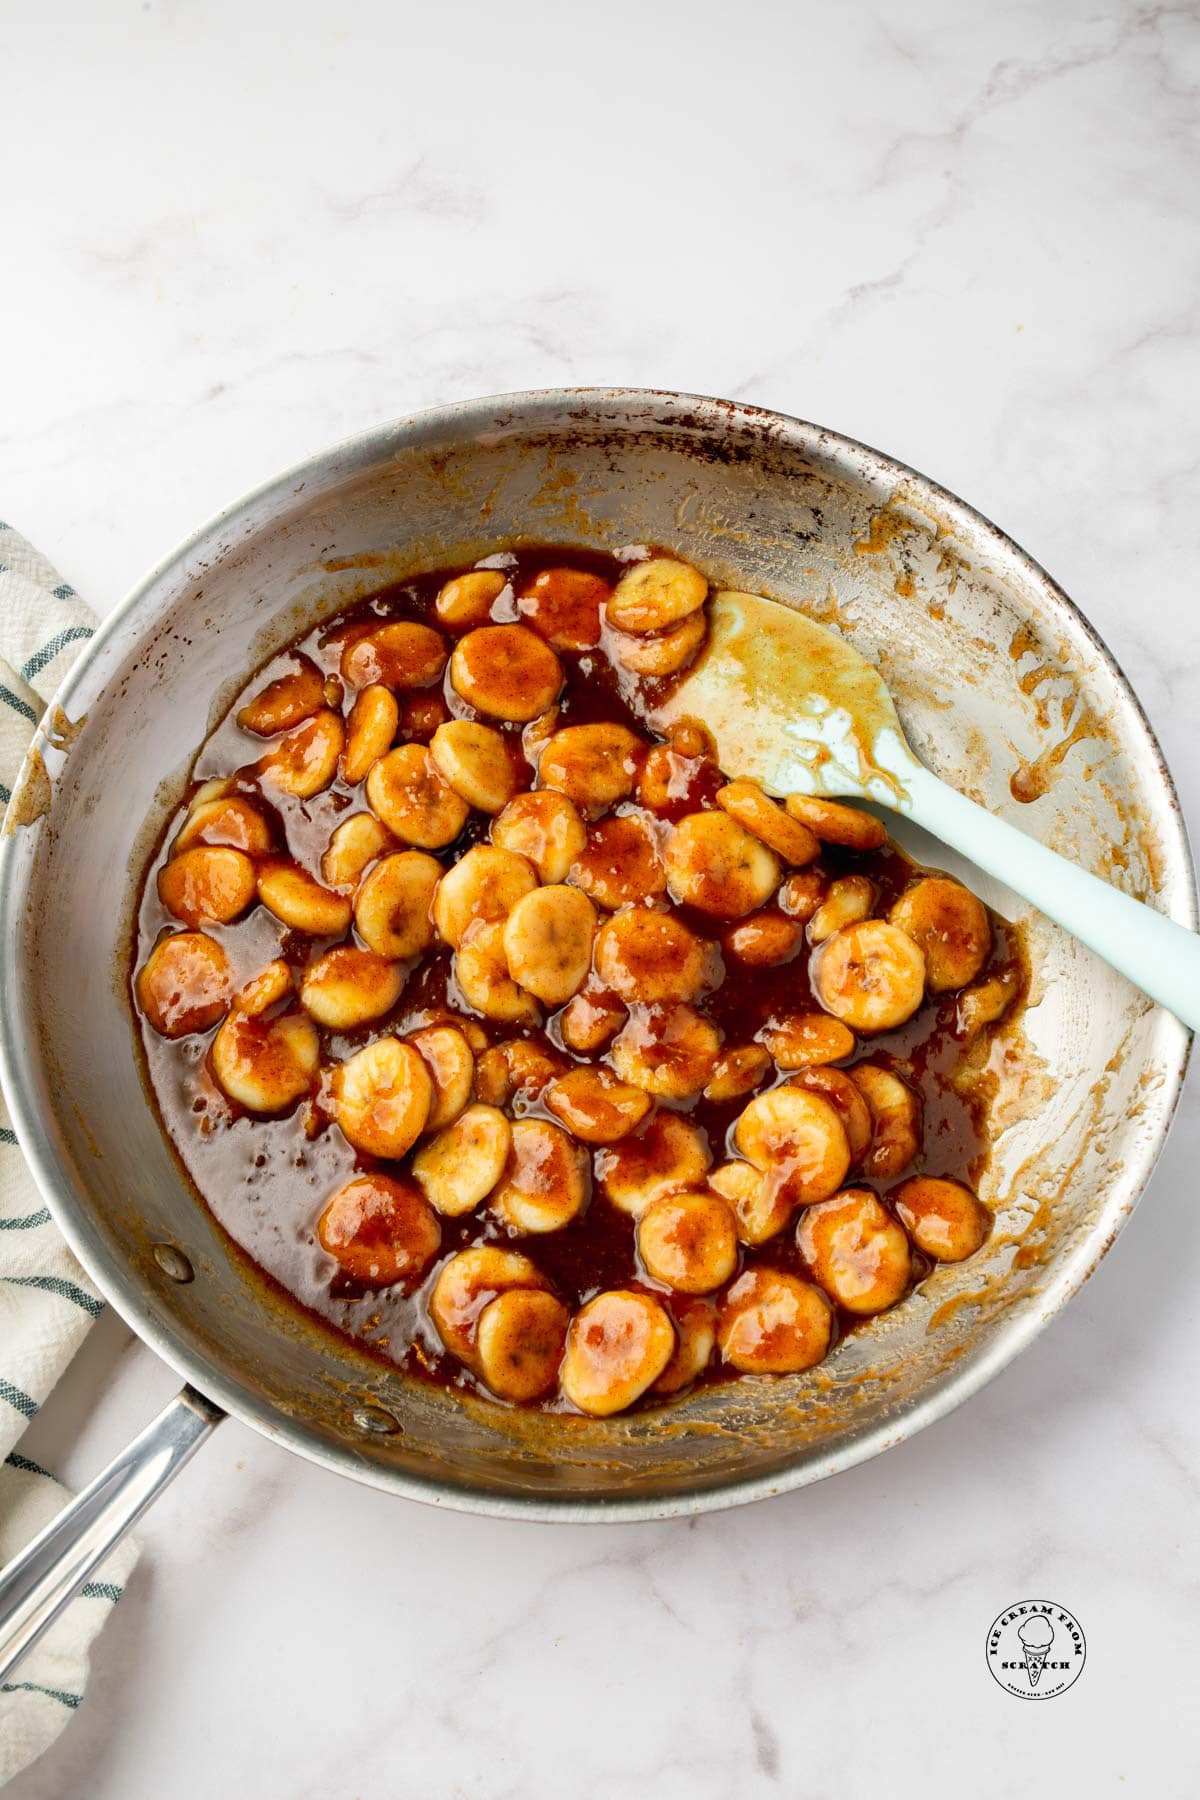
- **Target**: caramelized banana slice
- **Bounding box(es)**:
[733,1087,851,1207]
[317,1173,440,1288]
[652,1297,717,1394]
[407,1023,474,1130]
[596,1112,711,1215]
[709,1160,793,1246]
[412,1103,512,1216]
[503,885,596,1006]
[610,610,707,676]
[257,709,344,797]
[342,684,399,785]
[703,1044,772,1103]
[331,1037,433,1157]
[429,1245,548,1362]
[797,1187,912,1314]
[366,744,470,849]
[435,568,508,631]
[454,919,541,1024]
[233,959,292,1016]
[716,781,820,866]
[174,795,273,856]
[544,1066,652,1143]
[159,846,256,927]
[721,911,802,967]
[637,1189,738,1293]
[558,983,627,1053]
[429,720,519,814]
[611,1003,721,1101]
[535,722,644,815]
[850,1064,922,1178]
[893,1176,989,1262]
[717,1269,833,1373]
[137,931,232,1037]
[491,790,587,884]
[474,1038,564,1107]
[569,811,667,910]
[450,624,563,722]
[593,906,709,1005]
[432,845,537,948]
[783,793,887,851]
[401,691,450,741]
[606,557,707,633]
[778,871,826,923]
[808,875,876,945]
[491,1118,589,1233]
[517,566,608,651]
[957,969,1020,1037]
[757,1011,855,1070]
[322,813,395,892]
[889,877,991,992]
[637,729,723,817]
[354,850,441,958]
[257,860,353,936]
[299,947,405,1029]
[237,657,325,736]
[811,920,926,1031]
[476,1288,570,1401]
[211,1006,319,1113]
[787,1066,872,1164]
[665,811,781,918]
[341,620,447,690]
[560,1290,676,1415]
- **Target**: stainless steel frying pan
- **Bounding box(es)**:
[0,389,1191,1675]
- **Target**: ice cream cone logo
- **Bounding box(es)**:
[1017,1616,1054,1686]
[986,1599,1086,1699]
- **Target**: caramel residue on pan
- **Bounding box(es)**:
[4,748,51,832]
[853,507,914,556]
[1009,700,1103,804]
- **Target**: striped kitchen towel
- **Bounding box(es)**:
[0,524,138,1788]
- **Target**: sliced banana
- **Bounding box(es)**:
[317,1173,441,1288]
[636,1188,738,1293]
[889,876,991,992]
[435,568,508,631]
[366,745,470,849]
[412,1103,512,1216]
[321,813,394,892]
[893,1176,989,1262]
[605,556,707,634]
[158,845,257,927]
[257,709,344,798]
[401,691,450,741]
[429,1245,548,1362]
[233,959,292,1016]
[733,1087,851,1207]
[560,1290,676,1415]
[497,1038,565,1102]
[490,1118,589,1233]
[340,620,447,689]
[610,609,707,676]
[610,1002,721,1101]
[596,1112,711,1216]
[717,1269,833,1374]
[808,875,876,945]
[341,684,399,785]
[716,780,819,866]
[432,845,537,948]
[323,675,344,709]
[516,566,608,652]
[211,1006,319,1113]
[544,1066,652,1144]
[786,1066,873,1165]
[703,1044,772,1104]
[449,623,563,722]
[454,919,541,1024]
[354,850,441,959]
[236,657,325,737]
[174,795,273,857]
[708,1159,793,1246]
[957,969,1020,1038]
[783,792,887,851]
[535,722,644,815]
[257,860,352,936]
[429,719,519,814]
[664,811,781,918]
[557,984,627,1053]
[722,911,802,967]
[491,789,587,884]
[593,906,709,1004]
[797,1187,912,1315]
[502,884,596,1006]
[757,1011,856,1071]
[407,1023,474,1130]
[476,1288,570,1401]
[850,1064,922,1179]
[331,1036,433,1158]
[777,871,826,922]
[136,931,232,1038]
[569,811,667,910]
[185,776,234,811]
[299,946,405,1029]
[811,920,926,1031]
[652,1297,717,1394]
[636,738,722,816]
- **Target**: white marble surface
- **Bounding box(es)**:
[5,1,1200,1793]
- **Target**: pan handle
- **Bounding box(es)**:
[0,1384,224,1682]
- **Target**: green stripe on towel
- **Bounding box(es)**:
[0,1379,39,1418]
[7,1275,102,1316]
[0,1208,52,1228]
[1,1681,82,1709]
[0,683,37,724]
[4,1451,51,1478]
[20,625,93,681]
[80,1581,123,1603]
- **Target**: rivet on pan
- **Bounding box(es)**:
[352,1404,400,1435]
[152,1242,194,1283]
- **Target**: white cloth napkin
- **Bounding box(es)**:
[0,524,138,1788]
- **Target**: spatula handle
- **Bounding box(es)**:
[903,764,1200,1031]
